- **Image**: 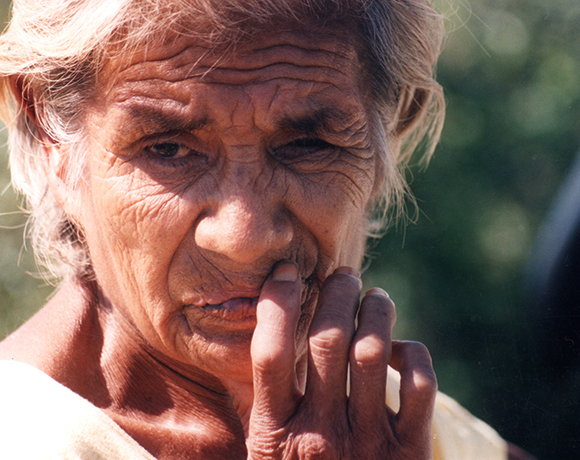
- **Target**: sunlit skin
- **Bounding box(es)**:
[77,28,377,383]
[0,24,437,460]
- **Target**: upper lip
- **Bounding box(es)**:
[179,260,317,307]
[184,289,263,307]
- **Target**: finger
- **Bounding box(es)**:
[305,266,362,413]
[348,288,395,430]
[251,261,303,428]
[389,340,438,439]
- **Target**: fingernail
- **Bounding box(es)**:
[334,266,361,278]
[272,262,299,282]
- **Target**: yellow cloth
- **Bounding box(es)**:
[386,369,508,460]
[0,361,507,459]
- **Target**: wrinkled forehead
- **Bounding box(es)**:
[98,10,370,98]
[92,23,375,146]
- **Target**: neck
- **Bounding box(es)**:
[0,278,247,459]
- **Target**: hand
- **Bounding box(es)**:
[235,263,437,459]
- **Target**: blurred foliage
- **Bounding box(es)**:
[0,0,579,459]
[0,1,53,339]
[363,1,580,459]
[0,126,54,339]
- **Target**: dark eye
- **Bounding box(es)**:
[141,140,209,171]
[272,137,333,163]
[288,138,331,153]
[149,142,186,159]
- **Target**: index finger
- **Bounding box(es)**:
[250,262,303,428]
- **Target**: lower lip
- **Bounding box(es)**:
[201,297,259,321]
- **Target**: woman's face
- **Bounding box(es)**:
[69,27,384,383]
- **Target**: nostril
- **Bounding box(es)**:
[194,201,293,263]
[272,208,294,247]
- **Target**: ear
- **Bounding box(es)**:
[43,142,82,218]
[10,76,82,221]
[393,86,430,139]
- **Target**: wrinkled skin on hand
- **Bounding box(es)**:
[224,263,438,460]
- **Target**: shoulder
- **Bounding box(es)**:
[431,390,508,460]
[0,361,155,459]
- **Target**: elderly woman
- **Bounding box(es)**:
[0,0,532,459]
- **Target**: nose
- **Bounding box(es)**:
[194,194,294,265]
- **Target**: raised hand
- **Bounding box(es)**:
[243,262,437,459]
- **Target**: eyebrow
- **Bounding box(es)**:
[277,108,352,136]
[121,103,354,139]
[126,104,210,134]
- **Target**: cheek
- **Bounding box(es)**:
[89,158,196,242]
[286,162,374,267]
[79,165,199,301]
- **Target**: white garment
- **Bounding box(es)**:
[0,361,507,459]
[0,361,155,459]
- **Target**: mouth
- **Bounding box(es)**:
[201,296,259,321]
[181,271,318,332]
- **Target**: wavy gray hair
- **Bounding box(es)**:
[0,0,444,281]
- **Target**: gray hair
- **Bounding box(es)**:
[0,0,444,282]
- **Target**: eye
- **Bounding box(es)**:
[272,137,334,163]
[139,138,209,172]
[147,142,189,159]
[287,138,332,153]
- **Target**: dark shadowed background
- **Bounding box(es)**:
[1,1,579,458]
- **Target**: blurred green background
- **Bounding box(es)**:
[1,0,579,459]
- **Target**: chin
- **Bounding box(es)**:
[175,320,257,383]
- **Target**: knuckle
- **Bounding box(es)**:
[350,335,388,373]
[402,341,438,394]
[415,369,438,395]
[296,433,338,460]
[309,327,350,357]
[252,343,283,367]
[415,362,438,394]
[251,343,294,378]
[247,435,287,459]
